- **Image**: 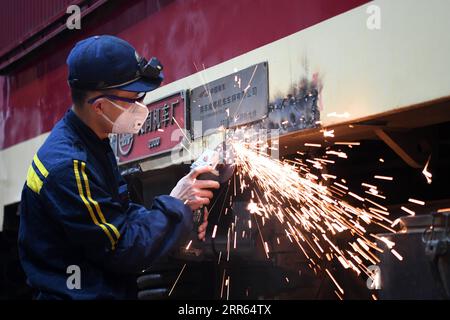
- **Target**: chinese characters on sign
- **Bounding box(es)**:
[111,92,187,164]
[190,62,269,139]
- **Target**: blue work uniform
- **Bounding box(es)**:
[18,109,192,299]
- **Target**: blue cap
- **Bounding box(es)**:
[67,35,163,92]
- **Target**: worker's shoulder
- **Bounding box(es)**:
[33,119,88,177]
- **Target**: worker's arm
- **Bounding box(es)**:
[42,159,193,274]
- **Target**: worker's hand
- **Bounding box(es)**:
[170,165,220,211]
[197,207,209,241]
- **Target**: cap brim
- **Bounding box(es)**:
[116,76,162,92]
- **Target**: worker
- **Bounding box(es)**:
[18,35,220,299]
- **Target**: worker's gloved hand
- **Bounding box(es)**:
[169,165,220,211]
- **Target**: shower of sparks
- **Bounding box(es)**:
[227,136,406,297]
[188,65,416,301]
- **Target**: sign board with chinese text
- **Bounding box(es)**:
[190,62,268,139]
[113,91,187,165]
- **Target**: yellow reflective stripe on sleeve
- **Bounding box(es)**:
[80,161,121,240]
[33,154,49,178]
[73,160,116,250]
[26,165,43,194]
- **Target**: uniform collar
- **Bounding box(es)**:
[64,108,112,151]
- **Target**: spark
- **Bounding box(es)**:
[168,264,187,296]
[212,224,218,239]
[304,143,322,147]
[232,64,258,120]
[227,228,231,261]
[231,139,402,287]
[193,62,216,114]
[391,249,403,261]
[422,155,432,184]
[334,142,360,146]
[408,198,425,206]
[401,206,415,216]
[226,276,230,300]
[220,270,226,299]
[172,116,191,144]
[374,175,393,181]
[371,234,395,249]
[264,241,270,256]
[323,129,335,138]
[365,198,388,211]
[365,190,386,199]
[334,182,348,190]
[362,183,377,189]
[325,269,344,295]
[348,192,365,202]
[326,150,348,158]
[391,218,401,228]
[180,142,193,156]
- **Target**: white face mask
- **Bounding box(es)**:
[102,99,149,134]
